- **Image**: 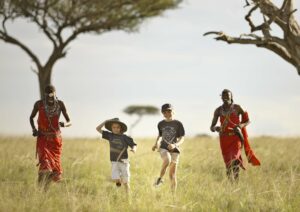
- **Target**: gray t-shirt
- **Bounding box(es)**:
[158,120,185,153]
[102,131,137,162]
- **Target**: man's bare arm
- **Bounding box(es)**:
[236,105,250,129]
[210,108,220,132]
[59,101,72,127]
[29,101,39,136]
[152,135,162,151]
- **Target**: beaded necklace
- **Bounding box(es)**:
[220,104,236,133]
[43,98,61,118]
[43,98,61,132]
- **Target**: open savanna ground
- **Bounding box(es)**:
[0,136,299,211]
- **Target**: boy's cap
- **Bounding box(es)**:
[105,118,127,133]
[161,103,173,112]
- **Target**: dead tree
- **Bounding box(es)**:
[204,0,300,75]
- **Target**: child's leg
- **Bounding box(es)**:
[111,162,122,186]
[124,183,130,193]
[169,162,177,193]
[114,179,122,187]
[119,162,130,193]
[159,149,171,179]
[169,153,179,193]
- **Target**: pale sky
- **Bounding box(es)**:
[0,0,300,138]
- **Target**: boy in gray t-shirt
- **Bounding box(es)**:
[96,118,137,193]
[152,103,185,193]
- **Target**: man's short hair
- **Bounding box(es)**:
[45,85,56,94]
[222,89,232,95]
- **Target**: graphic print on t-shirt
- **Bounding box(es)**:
[110,138,125,153]
[162,126,176,143]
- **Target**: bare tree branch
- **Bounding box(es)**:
[244,0,251,8]
[204,31,263,44]
[0,31,42,70]
[1,15,8,33]
[205,0,300,75]
[245,4,259,32]
[30,66,38,75]
[283,0,294,14]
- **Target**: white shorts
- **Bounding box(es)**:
[111,161,130,183]
[159,148,180,164]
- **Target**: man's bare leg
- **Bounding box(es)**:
[226,160,240,183]
[38,171,53,191]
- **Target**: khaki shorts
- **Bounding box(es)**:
[159,148,180,164]
[111,161,130,183]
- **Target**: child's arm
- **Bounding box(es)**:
[175,136,184,148]
[96,121,106,134]
[167,136,185,150]
[130,145,137,153]
[152,135,161,151]
[126,137,137,153]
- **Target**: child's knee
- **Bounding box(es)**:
[169,171,176,180]
[163,161,170,168]
[169,166,176,179]
[162,156,171,166]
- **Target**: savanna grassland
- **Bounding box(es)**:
[0,136,299,211]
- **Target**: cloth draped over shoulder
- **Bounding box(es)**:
[36,101,62,181]
[219,105,260,169]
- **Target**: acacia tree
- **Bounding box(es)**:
[0,0,182,97]
[204,0,300,75]
[124,105,159,135]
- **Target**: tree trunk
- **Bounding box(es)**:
[37,48,63,98]
[38,67,52,99]
[129,115,143,136]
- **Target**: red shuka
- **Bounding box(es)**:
[241,112,261,166]
[36,101,62,181]
[219,107,260,169]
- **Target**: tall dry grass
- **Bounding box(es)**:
[0,136,299,211]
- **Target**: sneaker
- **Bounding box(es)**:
[116,182,122,187]
[154,177,163,187]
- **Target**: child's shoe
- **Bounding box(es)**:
[154,177,163,187]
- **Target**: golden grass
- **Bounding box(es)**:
[0,136,299,211]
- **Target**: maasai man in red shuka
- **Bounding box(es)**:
[210,89,260,182]
[30,85,71,188]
